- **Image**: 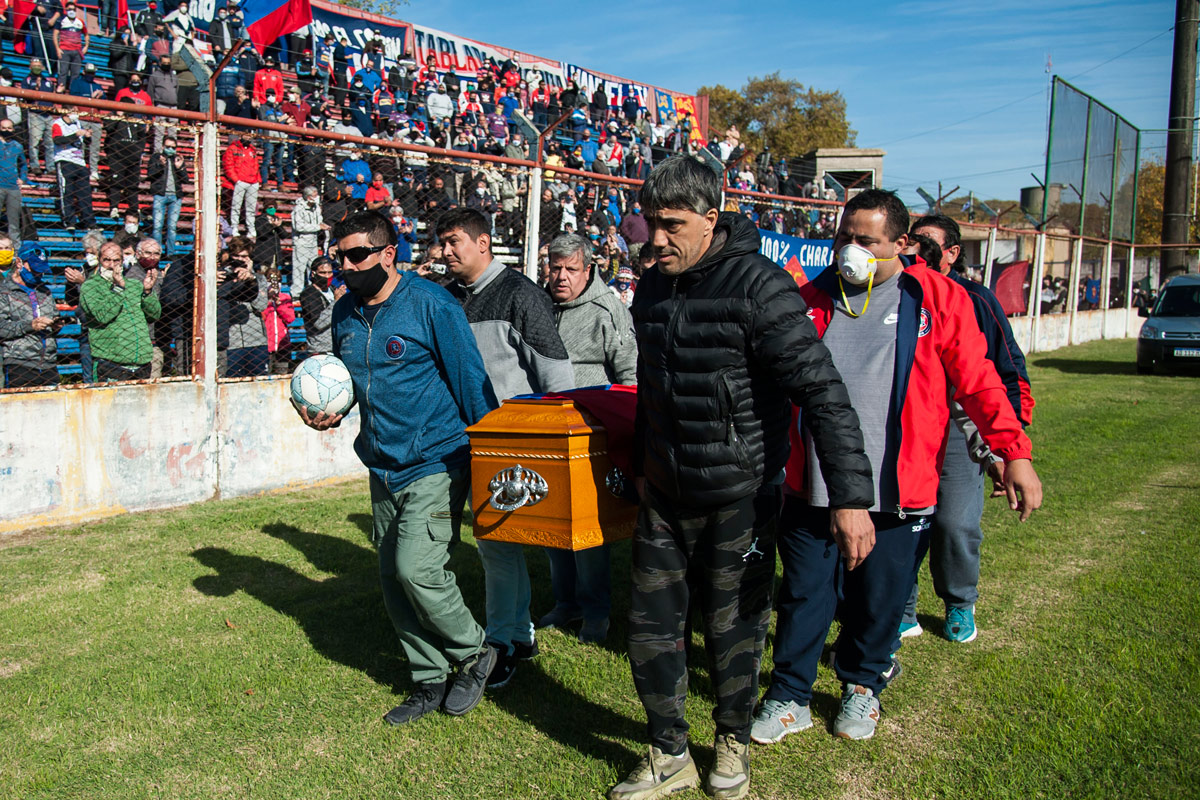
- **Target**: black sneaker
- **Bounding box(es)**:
[383,680,447,726]
[487,647,519,689]
[443,645,497,716]
[513,639,539,661]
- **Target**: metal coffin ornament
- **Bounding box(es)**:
[468,397,637,550]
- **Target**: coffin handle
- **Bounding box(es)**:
[487,464,549,512]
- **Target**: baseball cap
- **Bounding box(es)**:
[18,244,50,273]
[83,63,96,74]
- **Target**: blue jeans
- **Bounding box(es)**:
[764,500,931,703]
[260,139,284,186]
[903,422,986,623]
[475,538,534,653]
[152,194,182,255]
[545,544,611,623]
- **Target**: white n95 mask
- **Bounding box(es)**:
[836,243,878,286]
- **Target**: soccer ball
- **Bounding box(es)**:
[290,354,355,418]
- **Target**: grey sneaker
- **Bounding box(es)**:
[608,746,699,800]
[750,698,812,744]
[383,680,446,726]
[833,684,881,740]
[579,617,610,644]
[442,645,497,716]
[706,733,750,799]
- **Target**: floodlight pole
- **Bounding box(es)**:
[1161,0,1198,280]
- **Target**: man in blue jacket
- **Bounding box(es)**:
[902,215,1035,644]
[296,210,501,725]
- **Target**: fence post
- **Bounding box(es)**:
[1125,243,1138,335]
[1101,241,1113,338]
[524,165,543,282]
[983,226,998,288]
[1029,232,1046,353]
[1067,237,1083,345]
[193,122,219,387]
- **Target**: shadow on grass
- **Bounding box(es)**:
[1031,357,1137,375]
[488,659,643,765]
[191,523,404,689]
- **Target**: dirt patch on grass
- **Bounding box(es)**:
[0,659,23,678]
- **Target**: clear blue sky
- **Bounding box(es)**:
[403,0,1177,207]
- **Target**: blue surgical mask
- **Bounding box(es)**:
[19,267,39,285]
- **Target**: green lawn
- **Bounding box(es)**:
[1,339,1197,799]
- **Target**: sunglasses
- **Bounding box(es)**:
[339,244,390,265]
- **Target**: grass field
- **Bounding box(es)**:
[1,338,1198,799]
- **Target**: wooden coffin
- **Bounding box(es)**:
[467,397,637,550]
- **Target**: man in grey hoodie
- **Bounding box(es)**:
[540,232,638,643]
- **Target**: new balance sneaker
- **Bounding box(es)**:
[707,733,750,799]
[512,638,539,661]
[750,698,812,744]
[833,684,881,740]
[537,604,583,629]
[944,605,977,643]
[608,746,699,800]
[442,645,497,716]
[487,644,517,690]
[579,617,610,644]
[898,620,923,639]
[383,680,446,726]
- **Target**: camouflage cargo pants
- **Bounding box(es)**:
[628,483,780,754]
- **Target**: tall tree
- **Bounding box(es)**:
[697,72,856,159]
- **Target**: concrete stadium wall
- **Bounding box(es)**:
[0,379,362,534]
[1009,308,1141,355]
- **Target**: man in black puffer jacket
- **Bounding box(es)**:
[610,156,874,800]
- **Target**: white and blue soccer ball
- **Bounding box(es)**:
[291,354,355,417]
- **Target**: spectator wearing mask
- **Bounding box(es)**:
[114,73,152,106]
[0,119,27,251]
[364,173,391,211]
[389,211,417,266]
[210,5,237,51]
[253,206,286,270]
[294,48,316,95]
[104,98,148,219]
[260,267,294,374]
[392,167,420,217]
[80,242,160,381]
[216,237,269,377]
[253,54,284,106]
[0,244,59,387]
[69,63,105,180]
[465,178,497,229]
[291,186,324,283]
[538,187,562,244]
[149,135,189,258]
[53,2,89,90]
[539,233,638,644]
[134,1,163,36]
[298,255,339,354]
[148,54,179,152]
[426,84,454,127]
[618,201,649,262]
[113,212,145,249]
[162,1,195,50]
[21,60,56,176]
[340,146,372,201]
[257,89,289,190]
[51,108,95,232]
[108,27,138,93]
[223,133,261,234]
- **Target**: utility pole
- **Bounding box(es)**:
[1162,0,1199,280]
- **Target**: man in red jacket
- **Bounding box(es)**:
[751,189,1043,744]
[253,55,284,106]
[223,134,261,234]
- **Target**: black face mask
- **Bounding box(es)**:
[342,262,388,299]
